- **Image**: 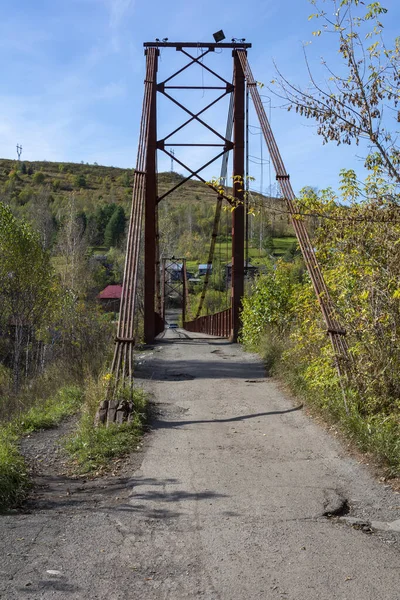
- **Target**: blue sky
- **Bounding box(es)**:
[1,0,399,194]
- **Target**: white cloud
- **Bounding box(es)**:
[104,0,135,51]
[108,0,134,29]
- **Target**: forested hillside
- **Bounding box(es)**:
[0,158,293,261]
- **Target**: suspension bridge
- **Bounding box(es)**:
[2,39,399,600]
[100,39,350,423]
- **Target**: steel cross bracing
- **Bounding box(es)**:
[155,47,235,204]
[145,41,249,344]
[161,258,188,324]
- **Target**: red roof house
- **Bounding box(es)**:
[97,285,122,312]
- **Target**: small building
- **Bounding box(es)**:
[97,284,122,313]
[166,262,183,282]
[198,264,212,276]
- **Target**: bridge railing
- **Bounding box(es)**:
[184,308,232,338]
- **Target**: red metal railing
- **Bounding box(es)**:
[184,308,232,338]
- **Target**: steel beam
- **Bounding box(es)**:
[144,42,251,49]
[143,49,159,343]
[231,51,245,342]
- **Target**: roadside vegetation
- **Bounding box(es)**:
[0,386,82,509]
[241,0,400,476]
[66,377,147,474]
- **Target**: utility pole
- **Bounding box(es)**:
[170,149,175,172]
[16,144,23,161]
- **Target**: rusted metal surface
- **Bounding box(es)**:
[108,47,159,401]
[182,260,188,325]
[144,42,251,49]
[185,308,232,338]
[231,50,245,342]
[144,47,159,344]
[236,50,350,376]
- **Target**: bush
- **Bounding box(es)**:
[0,428,28,510]
[33,171,45,184]
[240,261,296,351]
[240,202,400,476]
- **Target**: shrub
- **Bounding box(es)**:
[33,171,45,184]
[74,174,87,189]
[65,376,147,473]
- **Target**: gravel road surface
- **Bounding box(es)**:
[1,329,399,599]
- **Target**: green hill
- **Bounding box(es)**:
[0,158,295,263]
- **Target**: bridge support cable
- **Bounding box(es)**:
[237,50,350,384]
[97,47,159,425]
[194,93,234,321]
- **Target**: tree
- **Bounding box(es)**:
[93,203,118,245]
[104,206,126,247]
[74,174,87,189]
[26,187,56,249]
[0,203,56,391]
[273,0,400,195]
[56,197,89,294]
[33,171,45,184]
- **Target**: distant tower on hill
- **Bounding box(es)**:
[16,144,23,161]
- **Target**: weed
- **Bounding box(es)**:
[0,385,83,511]
[0,426,29,511]
[65,377,147,474]
[19,386,82,433]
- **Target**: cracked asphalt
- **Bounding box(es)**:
[1,329,400,599]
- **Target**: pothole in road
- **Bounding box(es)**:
[323,498,350,518]
[322,489,350,518]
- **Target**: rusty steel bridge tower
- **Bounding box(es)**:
[142,39,251,344]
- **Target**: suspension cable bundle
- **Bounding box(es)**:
[237,51,351,394]
[96,47,158,425]
[195,93,234,319]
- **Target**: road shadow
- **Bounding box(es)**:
[17,475,226,520]
[136,357,265,380]
[151,404,303,430]
[18,578,80,595]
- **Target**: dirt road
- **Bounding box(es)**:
[1,329,399,599]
